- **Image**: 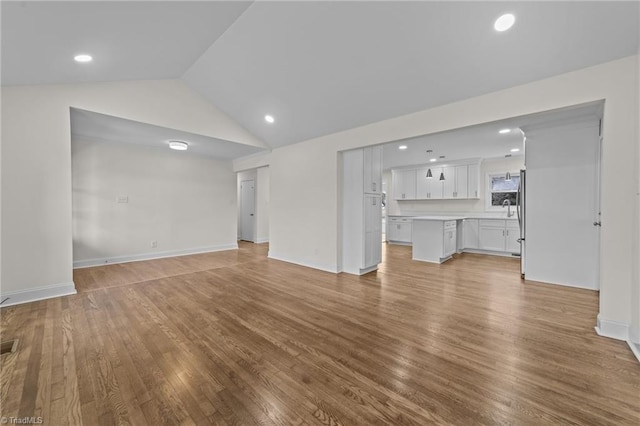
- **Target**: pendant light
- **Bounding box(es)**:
[505,171,512,181]
[439,172,445,181]
[426,169,433,179]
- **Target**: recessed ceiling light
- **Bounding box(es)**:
[511,148,520,152]
[494,13,515,32]
[398,145,408,150]
[74,54,93,63]
[499,128,511,134]
[169,140,188,151]
[430,158,437,162]
[264,115,275,124]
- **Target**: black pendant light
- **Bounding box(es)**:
[426,169,433,178]
[505,171,512,181]
[439,172,445,181]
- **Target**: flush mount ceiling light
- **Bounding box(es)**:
[264,115,275,124]
[499,128,511,134]
[398,145,408,150]
[430,158,437,162]
[494,13,515,32]
[169,140,188,151]
[74,54,93,63]
[511,148,520,152]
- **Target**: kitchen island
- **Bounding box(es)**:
[412,216,466,263]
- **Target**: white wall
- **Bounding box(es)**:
[631,53,640,349]
[1,79,262,305]
[267,55,639,340]
[256,167,270,243]
[72,137,236,266]
[385,156,525,216]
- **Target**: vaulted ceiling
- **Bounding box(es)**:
[2,1,638,150]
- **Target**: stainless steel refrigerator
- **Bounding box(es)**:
[516,169,525,279]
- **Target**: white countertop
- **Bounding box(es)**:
[412,215,467,221]
[388,214,517,220]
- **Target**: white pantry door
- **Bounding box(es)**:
[524,119,600,289]
[240,180,255,242]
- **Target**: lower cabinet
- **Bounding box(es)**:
[477,219,521,254]
[443,221,457,257]
[505,222,521,253]
[388,217,412,244]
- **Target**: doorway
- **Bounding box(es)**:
[240,180,255,242]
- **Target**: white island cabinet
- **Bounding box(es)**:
[412,216,465,263]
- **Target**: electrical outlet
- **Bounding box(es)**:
[151,240,157,248]
[117,195,128,204]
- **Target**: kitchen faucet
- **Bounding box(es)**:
[502,199,515,217]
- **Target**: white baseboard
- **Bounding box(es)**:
[267,251,339,274]
[73,243,238,269]
[595,315,630,341]
[255,238,269,244]
[1,282,77,307]
[462,248,520,258]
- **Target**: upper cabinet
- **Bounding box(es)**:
[392,159,480,201]
[393,169,417,200]
[468,164,480,199]
[416,167,443,199]
[442,165,468,199]
[363,146,382,194]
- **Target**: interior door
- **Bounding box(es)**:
[240,180,255,242]
[524,119,600,289]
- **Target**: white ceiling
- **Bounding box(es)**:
[382,101,604,170]
[1,1,252,85]
[183,1,638,148]
[2,1,638,151]
[70,108,266,160]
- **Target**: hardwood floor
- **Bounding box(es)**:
[1,242,639,425]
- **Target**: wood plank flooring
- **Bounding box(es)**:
[1,242,639,425]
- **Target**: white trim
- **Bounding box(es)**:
[73,244,238,269]
[526,276,598,291]
[594,315,630,341]
[462,248,520,258]
[268,251,340,274]
[0,282,77,307]
[255,238,269,244]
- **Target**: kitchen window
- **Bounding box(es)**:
[486,173,520,210]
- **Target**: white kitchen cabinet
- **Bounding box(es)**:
[443,221,457,257]
[477,219,521,254]
[505,222,521,254]
[392,169,417,200]
[388,217,412,244]
[463,219,479,249]
[416,167,443,199]
[363,145,382,195]
[342,148,383,275]
[442,165,468,199]
[468,164,480,199]
[364,195,382,267]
